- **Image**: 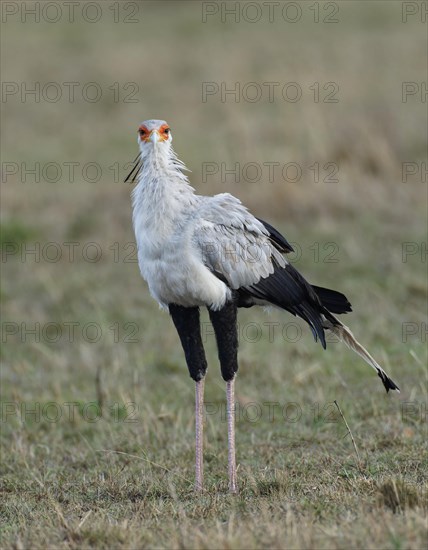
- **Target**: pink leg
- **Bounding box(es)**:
[195,378,205,492]
[226,378,237,493]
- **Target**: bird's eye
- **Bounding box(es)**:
[164,128,170,135]
[139,129,146,136]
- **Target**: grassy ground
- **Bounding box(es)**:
[1,1,427,549]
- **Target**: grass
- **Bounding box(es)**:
[1,1,427,549]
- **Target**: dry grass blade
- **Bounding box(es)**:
[334,400,362,468]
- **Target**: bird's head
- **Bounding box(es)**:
[137,119,172,152]
[126,119,188,184]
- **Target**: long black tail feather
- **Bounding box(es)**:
[312,285,352,314]
[324,318,400,393]
[238,261,399,393]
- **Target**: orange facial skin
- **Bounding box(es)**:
[138,124,170,142]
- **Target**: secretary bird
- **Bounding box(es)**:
[126,119,399,493]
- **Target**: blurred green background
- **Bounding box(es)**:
[1,1,427,548]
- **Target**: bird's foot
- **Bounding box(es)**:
[229,484,238,494]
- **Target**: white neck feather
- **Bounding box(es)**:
[131,143,197,241]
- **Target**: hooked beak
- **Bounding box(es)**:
[150,130,159,144]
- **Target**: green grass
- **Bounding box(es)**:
[1,1,427,549]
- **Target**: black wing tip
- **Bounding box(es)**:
[378,371,400,393]
[310,323,327,349]
[256,217,294,253]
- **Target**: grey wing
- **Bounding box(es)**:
[193,193,287,289]
[191,193,353,349]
